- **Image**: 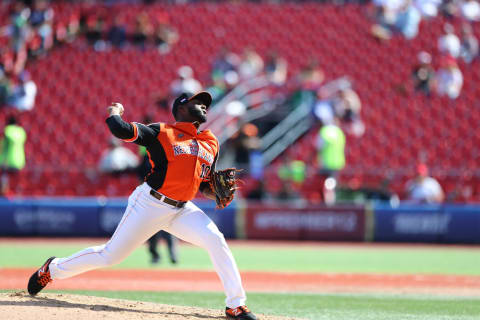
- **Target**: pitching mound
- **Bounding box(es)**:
[1,292,300,320]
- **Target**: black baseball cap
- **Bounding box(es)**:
[172,91,213,118]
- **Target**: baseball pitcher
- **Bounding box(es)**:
[27,91,256,320]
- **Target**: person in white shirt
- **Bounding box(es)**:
[406,164,444,204]
[238,48,264,80]
[438,23,461,58]
[435,56,463,99]
[8,71,37,111]
[99,138,139,174]
[170,65,202,97]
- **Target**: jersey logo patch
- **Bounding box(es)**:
[173,141,214,164]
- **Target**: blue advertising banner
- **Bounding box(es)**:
[0,198,101,236]
[98,198,128,236]
[441,205,480,243]
[374,203,480,243]
[0,199,35,236]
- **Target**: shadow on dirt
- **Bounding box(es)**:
[1,292,224,319]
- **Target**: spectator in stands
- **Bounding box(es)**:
[211,47,240,85]
[278,157,306,189]
[0,69,11,107]
[0,173,13,198]
[460,0,480,21]
[85,14,106,51]
[152,89,170,112]
[460,23,479,64]
[276,155,304,201]
[230,123,261,174]
[394,0,422,39]
[415,0,442,18]
[438,23,460,58]
[297,60,324,91]
[316,118,346,205]
[313,77,357,128]
[98,138,139,174]
[331,88,364,137]
[170,65,202,97]
[8,2,31,53]
[29,0,54,56]
[0,115,26,172]
[0,116,27,195]
[107,16,127,49]
[412,51,435,96]
[238,47,264,80]
[440,0,459,19]
[208,50,242,102]
[264,50,288,86]
[287,65,322,114]
[313,98,335,127]
[246,179,267,200]
[0,49,13,76]
[7,71,37,111]
[154,23,178,54]
[131,12,154,50]
[54,13,80,45]
[371,0,421,40]
[205,77,228,103]
[29,0,53,28]
[405,163,444,203]
[435,56,463,99]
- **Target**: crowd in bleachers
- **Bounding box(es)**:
[0,0,478,203]
[0,0,181,111]
[371,0,478,100]
[0,0,54,111]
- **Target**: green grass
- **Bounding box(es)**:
[1,241,480,275]
[3,289,479,320]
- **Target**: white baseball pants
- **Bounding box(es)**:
[48,182,247,308]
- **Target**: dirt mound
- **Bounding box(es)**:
[0,292,301,320]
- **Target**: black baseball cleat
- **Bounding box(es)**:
[225,306,257,320]
[27,256,56,296]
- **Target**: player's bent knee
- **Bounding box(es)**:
[201,231,227,250]
[97,246,126,267]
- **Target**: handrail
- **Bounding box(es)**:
[201,75,273,144]
[259,92,315,165]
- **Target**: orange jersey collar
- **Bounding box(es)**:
[173,122,198,136]
[173,122,216,141]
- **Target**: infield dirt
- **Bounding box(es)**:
[3,268,480,296]
[1,292,301,320]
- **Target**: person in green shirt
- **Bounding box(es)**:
[317,123,345,173]
[316,120,345,204]
[276,155,307,201]
[0,116,26,172]
[0,116,27,195]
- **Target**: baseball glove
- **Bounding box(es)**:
[209,168,240,209]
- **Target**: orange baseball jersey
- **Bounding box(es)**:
[106,116,219,201]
